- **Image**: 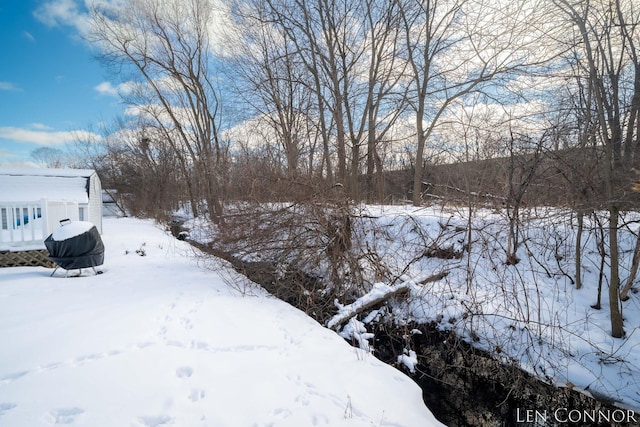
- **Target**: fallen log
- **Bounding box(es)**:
[327,271,448,330]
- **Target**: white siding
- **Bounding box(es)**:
[87,174,103,233]
[0,199,78,250]
[0,167,104,237]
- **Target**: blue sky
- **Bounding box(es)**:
[0,0,123,166]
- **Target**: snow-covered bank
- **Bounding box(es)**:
[351,205,640,412]
[0,217,442,427]
[185,202,640,412]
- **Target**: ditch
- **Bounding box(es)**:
[172,224,638,427]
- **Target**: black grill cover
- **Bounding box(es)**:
[44,225,105,270]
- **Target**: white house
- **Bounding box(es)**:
[0,167,103,250]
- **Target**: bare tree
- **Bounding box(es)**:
[551,0,640,337]
[263,0,347,185]
[78,118,185,219]
[502,130,549,265]
[245,0,410,201]
[30,147,68,168]
[360,0,410,203]
[228,0,317,179]
[88,0,227,223]
[396,0,550,206]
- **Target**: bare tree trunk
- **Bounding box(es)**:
[412,131,426,206]
[575,210,584,289]
[621,231,640,301]
[608,206,624,337]
[554,0,627,337]
[593,212,606,310]
[374,150,385,203]
[398,0,536,207]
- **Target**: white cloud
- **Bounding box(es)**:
[94,81,118,97]
[123,103,195,127]
[22,31,35,42]
[29,123,54,131]
[94,80,136,97]
[0,82,22,91]
[0,127,102,147]
[33,0,80,27]
[33,0,92,36]
[123,106,142,117]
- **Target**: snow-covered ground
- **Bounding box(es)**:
[346,205,640,412]
[183,202,640,412]
[0,217,443,427]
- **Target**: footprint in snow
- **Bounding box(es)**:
[175,366,193,378]
[45,407,85,425]
[41,362,64,371]
[272,408,292,419]
[74,353,104,364]
[137,341,155,349]
[180,317,193,330]
[137,415,174,426]
[0,403,17,416]
[191,341,209,351]
[2,369,30,382]
[188,388,206,402]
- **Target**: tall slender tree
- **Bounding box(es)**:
[88,0,227,223]
[396,0,549,206]
[552,0,640,337]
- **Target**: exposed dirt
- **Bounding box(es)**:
[371,322,636,427]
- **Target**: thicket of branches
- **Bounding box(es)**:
[81,0,640,340]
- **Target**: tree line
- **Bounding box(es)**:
[57,0,640,339]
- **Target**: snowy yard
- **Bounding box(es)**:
[0,217,442,427]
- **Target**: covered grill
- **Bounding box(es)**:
[44,220,104,276]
